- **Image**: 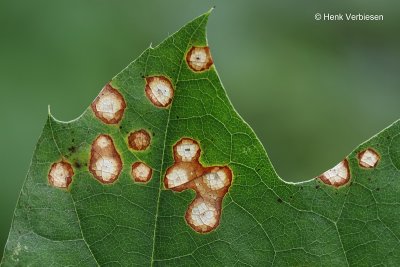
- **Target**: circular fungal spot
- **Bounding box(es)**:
[89,135,122,184]
[145,76,174,108]
[91,83,126,124]
[186,46,213,72]
[131,162,153,183]
[318,159,350,187]
[128,130,151,151]
[175,138,200,162]
[358,148,380,168]
[187,199,218,232]
[48,161,74,189]
[389,134,400,171]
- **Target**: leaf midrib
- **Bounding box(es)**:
[146,16,208,267]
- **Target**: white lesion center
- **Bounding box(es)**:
[189,47,208,70]
[190,200,218,228]
[96,135,112,148]
[48,162,73,188]
[94,156,119,182]
[359,149,380,168]
[203,170,227,190]
[93,85,125,122]
[320,160,349,185]
[166,167,189,188]
[188,47,211,71]
[148,77,173,106]
[176,139,199,162]
[190,48,207,65]
[132,162,152,182]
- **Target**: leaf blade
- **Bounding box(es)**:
[3,10,400,266]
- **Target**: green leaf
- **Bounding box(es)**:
[2,10,400,266]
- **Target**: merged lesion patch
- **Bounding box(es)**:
[89,134,123,184]
[164,138,232,233]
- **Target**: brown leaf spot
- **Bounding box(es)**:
[145,76,174,108]
[91,83,126,124]
[74,161,82,169]
[164,138,233,233]
[173,138,200,162]
[358,148,380,168]
[318,159,350,187]
[186,46,213,72]
[48,160,74,189]
[131,162,153,183]
[128,130,151,151]
[89,135,122,184]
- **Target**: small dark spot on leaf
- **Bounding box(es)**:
[71,138,75,143]
[68,146,77,153]
[74,162,82,169]
[376,187,380,191]
[176,115,180,119]
[277,198,283,203]
[315,185,320,189]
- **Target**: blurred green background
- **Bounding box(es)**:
[1,0,399,256]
